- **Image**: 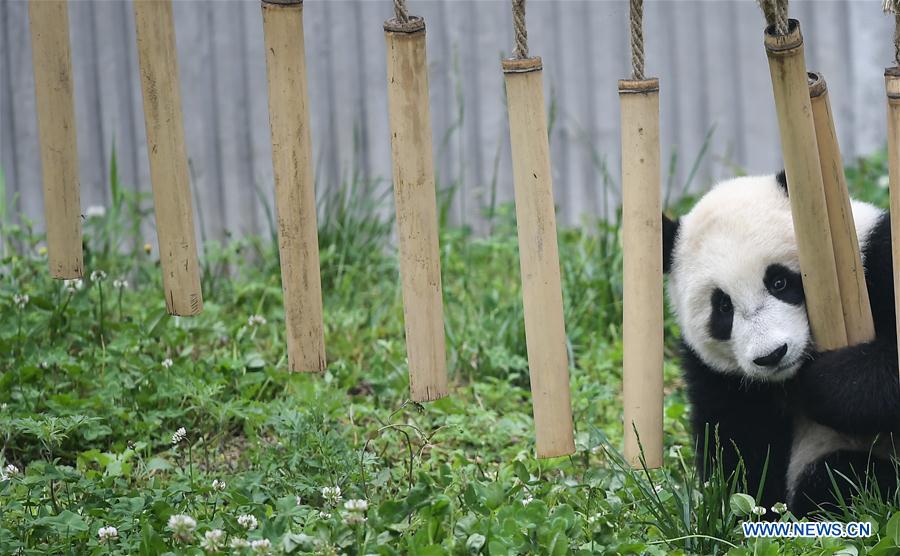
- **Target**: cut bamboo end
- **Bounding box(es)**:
[384,21,448,402]
[807,72,875,346]
[619,78,664,469]
[133,0,203,317]
[28,0,83,279]
[261,0,326,373]
[502,57,542,74]
[886,68,900,381]
[764,19,847,351]
[503,64,575,459]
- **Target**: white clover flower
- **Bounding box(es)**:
[247,315,267,327]
[295,495,303,506]
[237,514,258,530]
[230,538,250,549]
[343,511,366,525]
[751,505,767,516]
[211,479,226,492]
[98,526,118,541]
[321,486,342,505]
[85,205,106,218]
[171,427,187,445]
[878,174,891,189]
[200,529,225,552]
[317,511,331,519]
[250,538,271,553]
[4,464,19,476]
[90,270,107,282]
[521,495,534,506]
[344,499,368,513]
[13,294,29,309]
[167,514,197,542]
[162,358,174,369]
[771,502,788,514]
[64,279,84,293]
[112,278,129,290]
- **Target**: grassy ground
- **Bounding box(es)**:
[0,150,898,555]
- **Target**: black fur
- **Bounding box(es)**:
[795,215,900,435]
[682,345,792,509]
[709,289,734,341]
[764,264,804,306]
[663,214,679,274]
[789,450,899,518]
[776,170,788,196]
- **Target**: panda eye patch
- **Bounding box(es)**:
[709,288,734,340]
[764,263,804,305]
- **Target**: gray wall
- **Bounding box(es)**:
[1,0,896,242]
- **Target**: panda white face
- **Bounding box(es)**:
[666,175,811,382]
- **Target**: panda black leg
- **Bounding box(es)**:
[790,450,899,518]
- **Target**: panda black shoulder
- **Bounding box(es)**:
[860,212,896,338]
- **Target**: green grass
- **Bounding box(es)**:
[0,149,896,555]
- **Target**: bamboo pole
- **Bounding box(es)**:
[764,20,846,351]
[133,0,203,316]
[808,72,875,346]
[28,0,83,279]
[261,0,326,373]
[384,15,448,401]
[502,56,575,459]
[620,78,663,469]
[886,67,900,380]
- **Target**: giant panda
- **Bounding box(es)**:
[662,172,899,517]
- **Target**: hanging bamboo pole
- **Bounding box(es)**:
[808,72,875,346]
[384,7,448,401]
[620,81,663,469]
[28,0,83,279]
[502,0,574,459]
[261,0,326,373]
[887,67,900,381]
[885,2,900,382]
[620,0,663,470]
[133,0,203,316]
[763,18,847,351]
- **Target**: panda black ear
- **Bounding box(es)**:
[663,213,679,274]
[776,170,788,197]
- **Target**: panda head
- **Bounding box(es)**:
[663,172,810,382]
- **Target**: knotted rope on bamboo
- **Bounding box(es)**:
[511,0,528,59]
[758,0,789,36]
[886,0,900,66]
[629,0,645,81]
[393,0,409,24]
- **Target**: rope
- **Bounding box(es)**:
[393,0,409,24]
[886,0,900,66]
[511,0,528,59]
[629,0,645,80]
[758,0,789,36]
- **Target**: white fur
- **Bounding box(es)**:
[668,175,809,380]
[788,415,892,501]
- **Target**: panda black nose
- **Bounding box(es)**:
[753,344,788,367]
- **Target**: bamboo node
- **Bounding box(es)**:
[807,72,826,98]
[383,15,425,34]
[618,78,659,94]
[501,56,542,74]
[764,19,801,54]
